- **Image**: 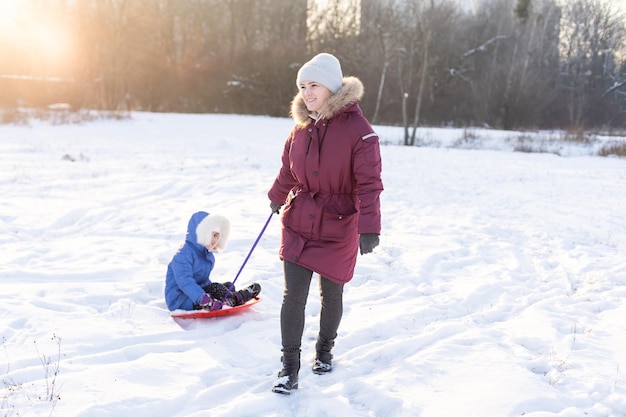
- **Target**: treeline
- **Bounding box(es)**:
[1,0,625,131]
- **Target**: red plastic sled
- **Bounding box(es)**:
[170,297,260,319]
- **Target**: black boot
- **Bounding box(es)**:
[312,351,332,374]
[312,337,334,374]
[272,350,300,395]
[225,283,261,306]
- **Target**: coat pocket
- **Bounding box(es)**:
[320,208,358,242]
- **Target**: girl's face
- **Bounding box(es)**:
[299,81,333,114]
[205,232,220,251]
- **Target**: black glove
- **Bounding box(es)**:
[359,233,379,255]
[270,201,283,214]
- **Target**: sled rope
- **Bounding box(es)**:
[211,212,274,310]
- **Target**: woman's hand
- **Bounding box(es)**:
[270,201,284,214]
[359,234,379,255]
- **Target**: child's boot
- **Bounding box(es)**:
[226,283,261,306]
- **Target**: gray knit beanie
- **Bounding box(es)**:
[296,53,343,94]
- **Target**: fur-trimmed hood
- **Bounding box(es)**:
[186,211,230,253]
[290,76,364,127]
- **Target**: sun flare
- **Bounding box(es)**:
[25,22,73,62]
[0,0,74,76]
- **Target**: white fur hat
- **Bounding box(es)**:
[296,53,343,94]
[196,213,230,252]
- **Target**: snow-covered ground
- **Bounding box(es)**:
[1,112,625,417]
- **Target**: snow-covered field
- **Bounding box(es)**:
[1,112,625,417]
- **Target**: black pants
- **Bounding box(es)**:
[195,282,237,309]
[280,261,344,353]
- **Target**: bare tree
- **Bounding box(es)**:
[445,0,561,129]
[393,0,460,145]
[559,0,626,127]
[359,0,400,124]
[223,0,308,116]
[499,0,561,129]
[4,0,626,130]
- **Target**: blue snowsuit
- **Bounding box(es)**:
[165,212,216,311]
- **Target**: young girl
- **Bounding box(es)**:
[164,211,261,311]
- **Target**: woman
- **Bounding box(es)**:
[267,53,383,394]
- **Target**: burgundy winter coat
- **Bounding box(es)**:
[268,76,383,284]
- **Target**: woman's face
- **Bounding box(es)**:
[299,81,333,114]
